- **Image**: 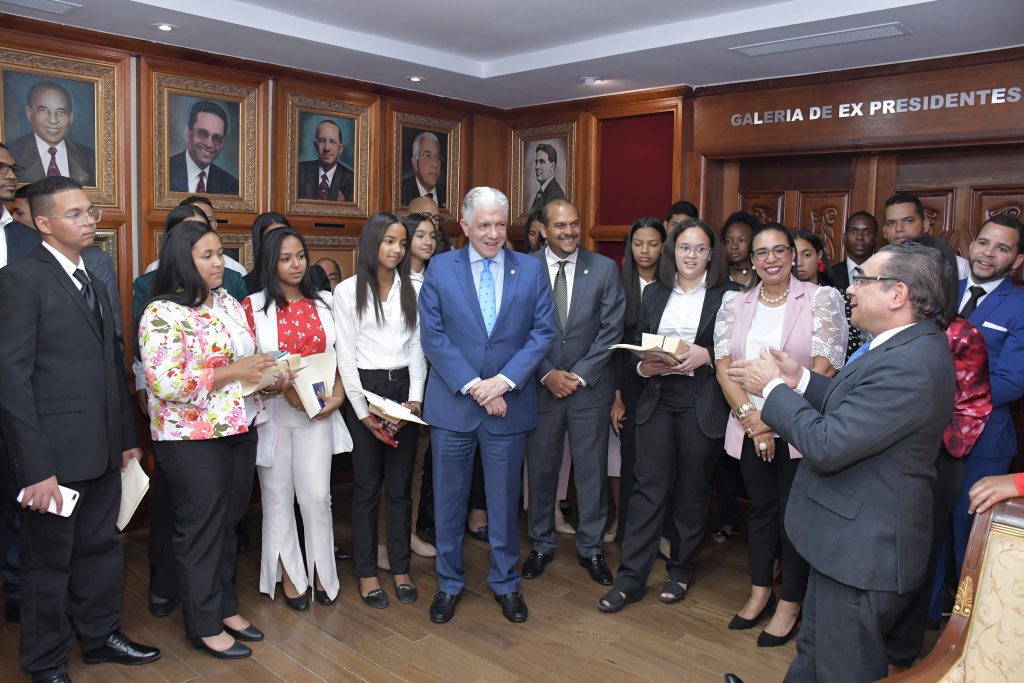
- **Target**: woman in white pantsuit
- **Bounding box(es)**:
[243,227,352,609]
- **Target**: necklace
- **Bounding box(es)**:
[759,286,790,305]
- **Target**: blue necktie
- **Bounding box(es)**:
[479,258,496,334]
[847,341,871,365]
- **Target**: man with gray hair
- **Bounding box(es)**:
[418,187,556,625]
[401,131,446,208]
[723,241,956,683]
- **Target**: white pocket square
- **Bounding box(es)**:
[982,321,1008,332]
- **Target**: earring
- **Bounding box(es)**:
[817,260,826,273]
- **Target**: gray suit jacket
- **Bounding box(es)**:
[762,320,955,594]
[532,248,625,411]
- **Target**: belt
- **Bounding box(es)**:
[358,367,410,382]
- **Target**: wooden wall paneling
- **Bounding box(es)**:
[681,95,701,211]
[794,191,850,264]
[892,187,956,244]
[469,113,510,195]
[739,192,784,225]
[717,161,739,229]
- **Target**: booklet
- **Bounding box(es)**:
[291,352,339,419]
[117,458,149,531]
[610,333,691,364]
[360,389,428,445]
[240,351,303,396]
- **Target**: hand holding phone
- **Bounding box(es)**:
[17,481,79,517]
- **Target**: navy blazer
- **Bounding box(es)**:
[960,277,1024,460]
[168,151,239,195]
[419,247,556,434]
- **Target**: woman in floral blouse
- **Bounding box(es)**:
[138,220,283,660]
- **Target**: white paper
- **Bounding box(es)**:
[118,458,150,531]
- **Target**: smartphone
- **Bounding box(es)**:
[17,484,80,517]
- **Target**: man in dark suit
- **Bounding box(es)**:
[522,199,624,585]
[297,120,354,202]
[419,186,556,624]
[726,241,956,683]
[832,211,877,359]
[0,177,159,682]
[400,131,446,208]
[7,81,95,187]
[168,100,239,195]
[527,143,565,213]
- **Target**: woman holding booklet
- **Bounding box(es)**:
[242,227,351,610]
[599,218,738,613]
[334,212,426,609]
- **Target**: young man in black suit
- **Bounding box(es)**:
[0,177,159,682]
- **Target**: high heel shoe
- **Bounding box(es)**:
[757,619,799,647]
[283,590,310,612]
[224,623,264,642]
[314,589,335,606]
[728,591,777,630]
[192,637,251,659]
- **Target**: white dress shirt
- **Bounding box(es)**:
[462,245,514,393]
[333,273,426,420]
[956,255,970,281]
[184,154,211,193]
[958,275,1004,313]
[845,257,859,284]
[414,177,437,199]
[319,164,337,187]
[0,205,11,268]
[544,245,578,317]
[34,135,69,177]
[655,274,707,378]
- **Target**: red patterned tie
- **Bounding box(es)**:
[47,147,60,177]
[196,170,206,193]
[318,173,329,200]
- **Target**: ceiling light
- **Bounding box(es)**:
[581,77,604,86]
[152,23,178,32]
[407,76,424,83]
[731,23,908,57]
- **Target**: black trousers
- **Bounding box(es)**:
[615,377,723,594]
[886,449,964,667]
[615,369,643,541]
[0,452,20,605]
[20,467,122,678]
[713,450,743,529]
[153,429,256,638]
[148,465,177,600]
[345,369,417,579]
[739,437,808,603]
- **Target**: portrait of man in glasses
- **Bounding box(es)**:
[168,98,240,195]
[400,129,447,208]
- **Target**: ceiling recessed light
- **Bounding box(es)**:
[581,77,604,86]
[152,23,178,32]
[407,76,424,83]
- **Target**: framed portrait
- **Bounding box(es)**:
[148,67,262,212]
[0,46,119,206]
[275,81,376,218]
[510,122,576,224]
[391,108,463,216]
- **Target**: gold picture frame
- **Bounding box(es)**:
[510,121,577,224]
[391,109,463,217]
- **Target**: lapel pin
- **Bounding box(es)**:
[583,269,589,275]
[510,269,516,275]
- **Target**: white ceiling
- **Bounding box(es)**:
[2,0,1023,108]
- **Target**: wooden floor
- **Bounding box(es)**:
[0,485,804,683]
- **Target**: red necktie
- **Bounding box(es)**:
[196,170,206,193]
[318,173,329,200]
[47,147,60,177]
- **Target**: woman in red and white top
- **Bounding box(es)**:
[243,228,351,610]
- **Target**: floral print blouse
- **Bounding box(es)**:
[138,288,261,441]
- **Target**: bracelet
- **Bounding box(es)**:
[1015,472,1024,497]
[732,402,755,419]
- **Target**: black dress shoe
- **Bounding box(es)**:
[5,599,20,623]
[429,591,461,623]
[284,590,310,611]
[465,523,489,542]
[82,630,160,665]
[224,623,264,642]
[148,596,176,618]
[724,675,745,683]
[314,589,335,606]
[32,674,71,683]
[334,546,352,562]
[728,591,777,630]
[522,550,554,579]
[579,554,614,585]
[192,637,252,660]
[494,591,528,623]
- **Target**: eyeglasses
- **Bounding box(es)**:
[850,266,900,288]
[0,162,25,176]
[676,244,710,256]
[751,245,791,261]
[47,208,102,224]
[416,152,443,163]
[190,127,225,146]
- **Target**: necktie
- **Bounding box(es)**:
[479,259,496,335]
[46,147,60,177]
[554,260,568,329]
[73,269,102,327]
[318,173,329,200]
[846,340,871,365]
[196,170,206,193]
[533,189,543,208]
[959,285,986,318]
[425,192,433,200]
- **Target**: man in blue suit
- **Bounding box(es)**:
[419,186,556,624]
[930,214,1024,623]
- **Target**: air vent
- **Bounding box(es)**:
[0,0,81,16]
[731,22,909,57]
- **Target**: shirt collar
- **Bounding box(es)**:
[544,245,577,266]
[673,271,707,295]
[966,275,1004,296]
[869,321,917,349]
[35,135,66,157]
[0,205,11,230]
[41,240,85,277]
[468,243,505,266]
[415,177,436,198]
[185,152,208,176]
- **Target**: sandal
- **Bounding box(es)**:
[596,588,642,613]
[658,580,687,604]
[713,527,737,545]
[394,583,418,604]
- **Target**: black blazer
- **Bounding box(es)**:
[633,279,739,438]
[0,245,136,486]
[7,134,95,186]
[168,151,239,195]
[831,260,851,291]
[529,178,566,212]
[297,160,354,201]
[400,174,446,208]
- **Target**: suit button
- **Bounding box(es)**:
[108,391,115,398]
[561,340,566,345]
[654,383,660,388]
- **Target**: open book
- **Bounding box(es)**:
[361,389,428,446]
[610,333,690,365]
[291,352,339,419]
[240,350,303,396]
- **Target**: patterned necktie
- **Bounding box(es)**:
[479,258,496,335]
[318,173,329,200]
[73,269,102,327]
[47,147,60,177]
[846,340,871,365]
[196,170,206,193]
[959,285,986,318]
[533,189,544,208]
[554,260,568,329]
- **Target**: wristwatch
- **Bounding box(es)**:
[732,402,756,419]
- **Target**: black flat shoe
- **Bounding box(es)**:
[579,554,614,585]
[224,623,264,642]
[522,550,554,579]
[465,523,489,542]
[82,630,161,665]
[757,620,799,647]
[192,638,251,660]
[283,590,310,612]
[658,580,687,604]
[395,584,418,604]
[334,546,352,562]
[361,588,389,609]
[728,592,777,630]
[148,596,176,618]
[429,591,461,623]
[724,675,745,683]
[314,589,335,606]
[494,591,528,623]
[597,588,642,613]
